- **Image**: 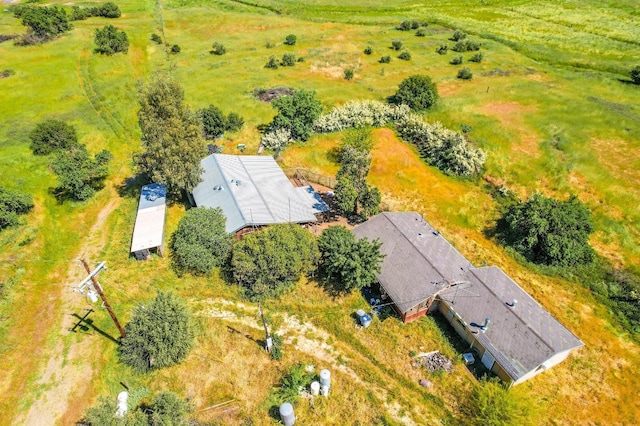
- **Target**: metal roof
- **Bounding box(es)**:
[439,266,584,380]
[192,154,326,233]
[352,212,470,313]
[130,183,166,252]
[353,211,583,381]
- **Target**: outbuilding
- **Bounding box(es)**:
[130,183,167,260]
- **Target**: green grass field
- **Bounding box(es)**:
[1,0,639,424]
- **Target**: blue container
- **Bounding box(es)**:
[356,309,372,328]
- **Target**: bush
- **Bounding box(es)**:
[314,100,410,133]
[269,89,322,141]
[451,29,467,41]
[210,41,226,55]
[29,119,78,155]
[70,6,90,21]
[452,40,480,52]
[436,44,448,55]
[398,51,411,61]
[631,65,640,84]
[171,44,180,54]
[265,40,274,48]
[260,128,293,152]
[497,194,595,267]
[389,74,439,111]
[226,112,244,132]
[199,104,226,139]
[344,68,354,80]
[0,186,34,230]
[416,28,427,37]
[379,55,391,63]
[335,140,382,219]
[264,55,279,69]
[450,55,463,65]
[470,52,483,63]
[397,20,412,31]
[92,2,121,18]
[391,40,403,50]
[170,207,232,275]
[364,46,373,55]
[151,33,162,44]
[457,67,473,80]
[16,5,71,42]
[396,114,486,176]
[270,333,284,360]
[231,224,319,300]
[284,34,296,45]
[0,69,15,79]
[281,52,296,66]
[94,25,129,55]
[50,145,112,201]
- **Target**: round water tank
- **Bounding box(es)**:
[319,369,331,387]
[310,381,320,396]
[320,384,330,397]
[279,402,295,426]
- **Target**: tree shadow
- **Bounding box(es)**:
[617,78,638,85]
[70,310,120,345]
[226,325,265,353]
[116,174,147,199]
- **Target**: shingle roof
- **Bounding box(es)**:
[130,183,166,253]
[192,154,327,233]
[352,212,471,313]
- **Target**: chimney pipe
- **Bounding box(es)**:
[481,317,490,332]
[511,299,518,308]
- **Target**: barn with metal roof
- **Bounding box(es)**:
[130,183,167,260]
[191,154,328,234]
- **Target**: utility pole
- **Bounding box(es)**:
[258,302,272,353]
[77,259,126,339]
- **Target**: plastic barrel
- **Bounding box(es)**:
[279,402,295,426]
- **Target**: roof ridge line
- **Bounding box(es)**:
[238,156,277,225]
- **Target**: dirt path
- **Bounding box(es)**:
[15,198,121,426]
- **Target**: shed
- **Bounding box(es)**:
[130,183,166,260]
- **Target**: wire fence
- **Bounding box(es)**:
[284,168,336,189]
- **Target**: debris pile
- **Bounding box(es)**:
[412,350,453,373]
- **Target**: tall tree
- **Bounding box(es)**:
[15,5,71,40]
[318,226,383,292]
[389,75,439,111]
[270,89,322,141]
[118,291,195,373]
[136,74,206,196]
[50,145,112,201]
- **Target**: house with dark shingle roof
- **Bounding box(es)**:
[352,211,583,385]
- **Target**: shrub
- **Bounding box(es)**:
[265,40,274,48]
[397,21,412,31]
[232,224,319,300]
[391,40,403,50]
[226,113,244,132]
[450,55,463,65]
[210,41,226,55]
[199,104,225,139]
[396,114,486,176]
[0,69,15,79]
[344,68,354,80]
[451,29,467,41]
[94,25,129,55]
[379,55,391,63]
[284,34,296,45]
[92,2,121,18]
[457,67,473,79]
[497,194,595,267]
[0,186,34,230]
[50,145,112,201]
[16,5,71,42]
[364,45,373,55]
[631,65,640,84]
[297,56,305,62]
[416,28,427,37]
[281,52,296,66]
[389,74,439,111]
[270,333,284,360]
[436,44,448,55]
[398,51,411,60]
[151,33,162,44]
[452,40,480,52]
[171,44,180,54]
[269,89,322,141]
[261,128,293,152]
[29,119,78,155]
[314,100,410,133]
[70,6,89,21]
[170,207,232,275]
[470,52,483,63]
[264,55,279,69]
[119,291,195,373]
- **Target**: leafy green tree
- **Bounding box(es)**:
[464,378,538,426]
[210,41,226,55]
[29,119,78,155]
[318,226,383,292]
[119,291,195,373]
[150,391,191,426]
[284,34,297,45]
[83,395,149,425]
[269,89,322,141]
[16,5,71,40]
[631,65,640,85]
[0,186,34,230]
[170,207,232,275]
[389,74,439,111]
[92,2,121,18]
[497,193,595,267]
[94,25,129,55]
[136,74,206,196]
[50,145,112,201]
[199,104,226,139]
[231,224,319,300]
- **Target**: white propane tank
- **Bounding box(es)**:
[310,381,320,396]
[279,402,295,426]
[115,391,128,418]
[319,369,331,387]
[320,385,330,397]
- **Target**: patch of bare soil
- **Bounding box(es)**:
[480,102,540,158]
[16,198,120,426]
[252,87,293,102]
